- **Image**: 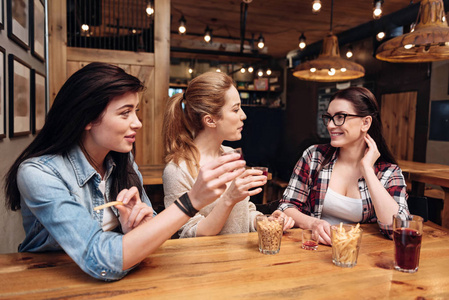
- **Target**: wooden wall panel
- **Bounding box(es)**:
[381,91,417,161]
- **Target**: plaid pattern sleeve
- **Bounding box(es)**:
[375,162,409,238]
[279,145,332,215]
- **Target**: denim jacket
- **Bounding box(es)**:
[16,145,154,281]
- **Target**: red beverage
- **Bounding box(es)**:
[393,228,422,272]
[302,240,318,250]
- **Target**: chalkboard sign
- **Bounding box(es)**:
[429,100,449,142]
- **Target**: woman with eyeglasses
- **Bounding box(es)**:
[278,87,408,245]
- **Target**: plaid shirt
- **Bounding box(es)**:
[279,144,409,238]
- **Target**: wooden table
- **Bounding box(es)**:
[398,160,449,229]
[1,223,449,299]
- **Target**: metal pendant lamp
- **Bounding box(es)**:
[376,0,449,63]
[293,0,365,82]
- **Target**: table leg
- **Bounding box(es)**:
[442,187,449,229]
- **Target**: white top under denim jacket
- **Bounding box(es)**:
[17,144,155,281]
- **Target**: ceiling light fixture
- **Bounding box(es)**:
[257,34,265,49]
[373,0,383,19]
[146,1,154,16]
[293,0,365,82]
[299,33,307,49]
[312,0,322,14]
[204,26,212,43]
[376,0,449,62]
[178,16,186,35]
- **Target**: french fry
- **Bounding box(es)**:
[331,223,362,266]
[93,201,124,211]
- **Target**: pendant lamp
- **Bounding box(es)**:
[376,0,449,63]
[293,0,365,82]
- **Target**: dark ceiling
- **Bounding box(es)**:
[169,0,430,62]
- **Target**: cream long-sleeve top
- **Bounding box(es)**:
[163,146,262,238]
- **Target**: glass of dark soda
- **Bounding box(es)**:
[393,214,423,273]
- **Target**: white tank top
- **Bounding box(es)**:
[321,187,363,225]
[99,180,119,231]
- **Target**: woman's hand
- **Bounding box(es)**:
[271,210,295,231]
[222,169,267,206]
[311,218,332,245]
[188,153,246,211]
[116,186,154,234]
[360,134,381,176]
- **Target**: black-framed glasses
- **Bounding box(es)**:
[321,113,365,126]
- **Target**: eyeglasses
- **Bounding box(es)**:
[321,113,365,126]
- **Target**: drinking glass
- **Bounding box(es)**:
[393,214,423,273]
[331,224,363,268]
[256,214,284,255]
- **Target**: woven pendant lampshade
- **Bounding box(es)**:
[293,33,365,82]
[376,0,449,62]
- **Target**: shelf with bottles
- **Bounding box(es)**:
[236,70,283,108]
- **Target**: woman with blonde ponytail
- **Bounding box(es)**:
[163,72,294,238]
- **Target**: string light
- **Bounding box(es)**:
[81,24,89,32]
[257,69,264,77]
[312,0,321,13]
[241,67,246,73]
[266,69,272,75]
[178,16,186,35]
[373,0,383,19]
[146,1,154,16]
[299,33,307,50]
[248,66,254,73]
[188,68,193,74]
[204,26,212,43]
[346,46,353,58]
[257,34,265,49]
[376,31,385,41]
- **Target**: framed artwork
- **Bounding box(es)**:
[7,0,30,49]
[30,0,44,61]
[31,69,45,133]
[0,0,4,30]
[0,48,5,139]
[8,54,31,137]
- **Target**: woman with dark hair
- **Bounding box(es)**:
[162,71,294,238]
[4,63,246,281]
[279,87,408,245]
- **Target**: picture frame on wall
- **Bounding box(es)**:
[0,48,5,139]
[7,0,30,50]
[30,0,44,61]
[31,69,45,133]
[9,54,31,137]
[0,0,5,30]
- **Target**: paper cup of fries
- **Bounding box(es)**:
[256,215,284,255]
[331,223,363,268]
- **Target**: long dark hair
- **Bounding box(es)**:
[329,86,396,165]
[5,62,144,211]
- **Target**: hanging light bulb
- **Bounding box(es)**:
[240,67,246,73]
[266,69,272,76]
[216,68,221,72]
[248,66,254,73]
[373,0,383,19]
[81,24,89,32]
[204,26,213,43]
[188,68,193,74]
[298,33,307,50]
[257,69,264,77]
[146,1,154,16]
[178,16,186,35]
[257,34,265,49]
[376,31,385,41]
[204,26,212,43]
[346,45,353,58]
[312,0,321,13]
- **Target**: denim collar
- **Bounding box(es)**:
[67,145,115,187]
